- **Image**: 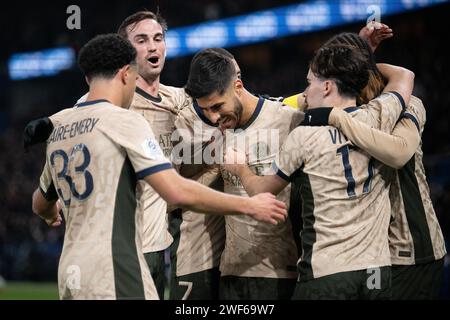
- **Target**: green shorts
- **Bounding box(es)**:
[392,258,444,299]
[292,267,392,300]
[170,267,221,300]
[144,250,166,300]
[220,275,296,300]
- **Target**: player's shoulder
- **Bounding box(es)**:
[288,124,328,143]
[49,107,75,126]
[159,83,192,109]
[264,97,302,117]
[362,91,406,111]
[159,83,183,95]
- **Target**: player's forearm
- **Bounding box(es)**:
[238,166,275,196]
[330,109,420,169]
[377,63,414,105]
[174,177,252,216]
[32,188,58,220]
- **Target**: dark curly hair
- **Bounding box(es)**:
[310,44,370,99]
[78,33,137,80]
[185,49,236,99]
[323,32,386,104]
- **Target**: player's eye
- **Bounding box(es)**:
[211,105,222,112]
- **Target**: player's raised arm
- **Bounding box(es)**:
[144,169,286,225]
[377,63,414,106]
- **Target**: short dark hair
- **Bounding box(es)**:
[310,44,369,99]
[78,34,137,79]
[323,32,386,103]
[185,49,236,99]
[117,10,168,39]
[203,48,235,60]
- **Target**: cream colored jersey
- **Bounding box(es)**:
[220,97,304,278]
[129,84,190,253]
[386,97,446,264]
[74,85,190,253]
[40,100,173,299]
[328,96,447,265]
[171,103,226,276]
[274,92,405,281]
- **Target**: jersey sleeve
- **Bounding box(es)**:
[273,127,305,182]
[107,111,173,180]
[329,108,420,169]
[404,95,426,134]
[355,91,406,132]
[39,159,58,201]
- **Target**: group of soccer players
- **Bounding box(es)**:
[28,10,446,300]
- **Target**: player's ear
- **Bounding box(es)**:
[323,80,333,97]
[234,79,243,97]
[84,76,90,85]
[119,64,132,85]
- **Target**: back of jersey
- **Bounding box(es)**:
[40,100,165,299]
[274,93,404,280]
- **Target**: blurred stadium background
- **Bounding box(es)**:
[0,0,449,299]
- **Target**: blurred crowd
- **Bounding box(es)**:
[0,1,449,296]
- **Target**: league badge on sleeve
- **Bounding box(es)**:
[142,138,165,160]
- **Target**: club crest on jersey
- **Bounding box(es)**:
[142,138,164,160]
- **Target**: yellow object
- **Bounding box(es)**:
[283,93,306,111]
[283,94,300,109]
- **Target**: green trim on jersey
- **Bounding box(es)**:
[112,157,145,299]
[398,157,435,264]
[297,171,316,281]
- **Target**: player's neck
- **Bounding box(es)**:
[324,95,356,109]
[137,76,160,98]
[85,79,124,108]
[238,90,259,126]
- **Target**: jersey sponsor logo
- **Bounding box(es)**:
[159,133,174,158]
[142,138,165,160]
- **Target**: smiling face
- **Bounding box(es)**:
[126,19,166,81]
[196,81,244,131]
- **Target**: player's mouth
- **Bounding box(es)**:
[147,56,160,67]
[219,117,234,130]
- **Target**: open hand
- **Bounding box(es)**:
[247,193,287,225]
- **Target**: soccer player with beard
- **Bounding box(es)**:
[185,49,304,299]
[223,45,415,299]
[31,34,287,299]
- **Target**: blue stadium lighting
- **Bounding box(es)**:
[8,47,75,80]
[7,0,448,80]
[165,0,448,58]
